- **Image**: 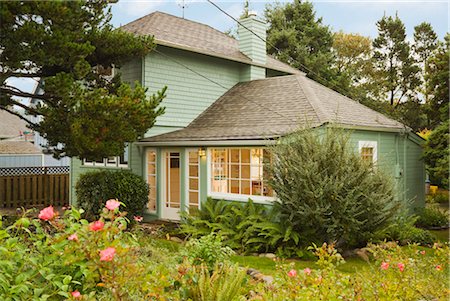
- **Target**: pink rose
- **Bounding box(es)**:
[68,233,78,241]
[89,220,104,231]
[71,291,81,298]
[134,216,143,222]
[287,269,297,277]
[303,268,312,275]
[100,247,116,262]
[105,199,120,211]
[38,206,55,221]
[397,263,405,272]
[381,262,389,270]
[420,250,426,255]
[435,265,442,271]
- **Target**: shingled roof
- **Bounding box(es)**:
[121,11,301,75]
[0,141,41,155]
[0,110,30,139]
[141,74,406,144]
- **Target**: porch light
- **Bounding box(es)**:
[198,147,206,157]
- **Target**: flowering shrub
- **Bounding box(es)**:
[0,202,147,300]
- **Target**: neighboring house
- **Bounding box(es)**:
[69,12,425,220]
[0,107,69,167]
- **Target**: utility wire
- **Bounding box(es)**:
[206,0,351,98]
[153,49,299,124]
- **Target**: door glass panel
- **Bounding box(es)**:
[166,152,181,208]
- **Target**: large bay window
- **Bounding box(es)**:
[210,148,273,200]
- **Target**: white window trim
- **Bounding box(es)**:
[206,147,275,204]
[358,141,378,165]
[82,145,129,168]
[145,148,157,213]
[185,148,201,210]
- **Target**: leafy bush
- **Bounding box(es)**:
[0,201,148,300]
[183,234,234,271]
[415,205,449,228]
[373,213,436,245]
[179,198,302,256]
[268,127,400,248]
[427,189,449,204]
[76,169,149,219]
[261,243,449,300]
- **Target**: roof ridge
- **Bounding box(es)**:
[295,75,328,124]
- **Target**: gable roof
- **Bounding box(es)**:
[0,110,30,139]
[0,141,41,155]
[141,74,406,144]
[121,11,301,75]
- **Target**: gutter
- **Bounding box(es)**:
[135,139,277,147]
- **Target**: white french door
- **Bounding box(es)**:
[161,150,181,220]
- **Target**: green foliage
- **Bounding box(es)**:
[179,198,302,256]
[268,127,400,248]
[373,213,436,245]
[0,1,165,159]
[265,0,336,86]
[0,204,147,300]
[427,189,449,204]
[75,170,149,220]
[179,263,247,301]
[423,120,449,188]
[415,205,449,228]
[183,234,234,271]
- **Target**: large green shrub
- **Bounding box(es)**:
[415,205,449,228]
[268,127,400,248]
[76,170,149,219]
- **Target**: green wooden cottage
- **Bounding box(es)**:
[69,11,425,220]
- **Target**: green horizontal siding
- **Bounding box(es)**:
[143,46,242,128]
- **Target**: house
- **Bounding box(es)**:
[0,108,70,167]
[69,11,425,220]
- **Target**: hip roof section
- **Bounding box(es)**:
[142,74,407,143]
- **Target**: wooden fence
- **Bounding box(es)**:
[0,166,70,209]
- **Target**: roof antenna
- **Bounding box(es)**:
[177,0,189,18]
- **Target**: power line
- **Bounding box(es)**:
[153,49,299,124]
[206,0,351,98]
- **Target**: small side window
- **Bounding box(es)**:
[358,141,377,166]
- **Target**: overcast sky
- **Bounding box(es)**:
[9,0,449,101]
[110,0,448,39]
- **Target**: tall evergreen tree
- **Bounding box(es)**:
[372,14,421,106]
[413,22,438,106]
[0,1,165,159]
[265,0,335,86]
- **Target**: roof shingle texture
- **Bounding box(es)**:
[121,11,300,75]
[0,141,41,154]
[0,110,30,139]
[143,75,406,143]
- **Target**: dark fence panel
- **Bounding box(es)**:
[0,166,70,209]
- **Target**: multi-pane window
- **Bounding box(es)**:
[210,148,273,197]
[83,145,129,168]
[188,150,200,210]
[358,141,377,166]
[147,150,157,212]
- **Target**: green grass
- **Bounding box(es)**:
[231,255,368,275]
[430,228,449,242]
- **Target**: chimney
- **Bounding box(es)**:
[238,12,267,80]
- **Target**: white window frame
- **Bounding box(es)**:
[358,141,378,165]
[82,145,129,168]
[145,148,157,213]
[207,147,274,204]
[185,148,201,210]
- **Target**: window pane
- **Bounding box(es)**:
[230,164,240,178]
[147,163,156,174]
[148,175,156,187]
[148,197,156,211]
[252,181,262,195]
[230,149,240,163]
[241,180,251,195]
[241,164,250,178]
[147,151,156,163]
[189,165,198,177]
[189,178,198,190]
[189,151,199,164]
[241,149,250,163]
[230,180,239,193]
[189,191,198,204]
